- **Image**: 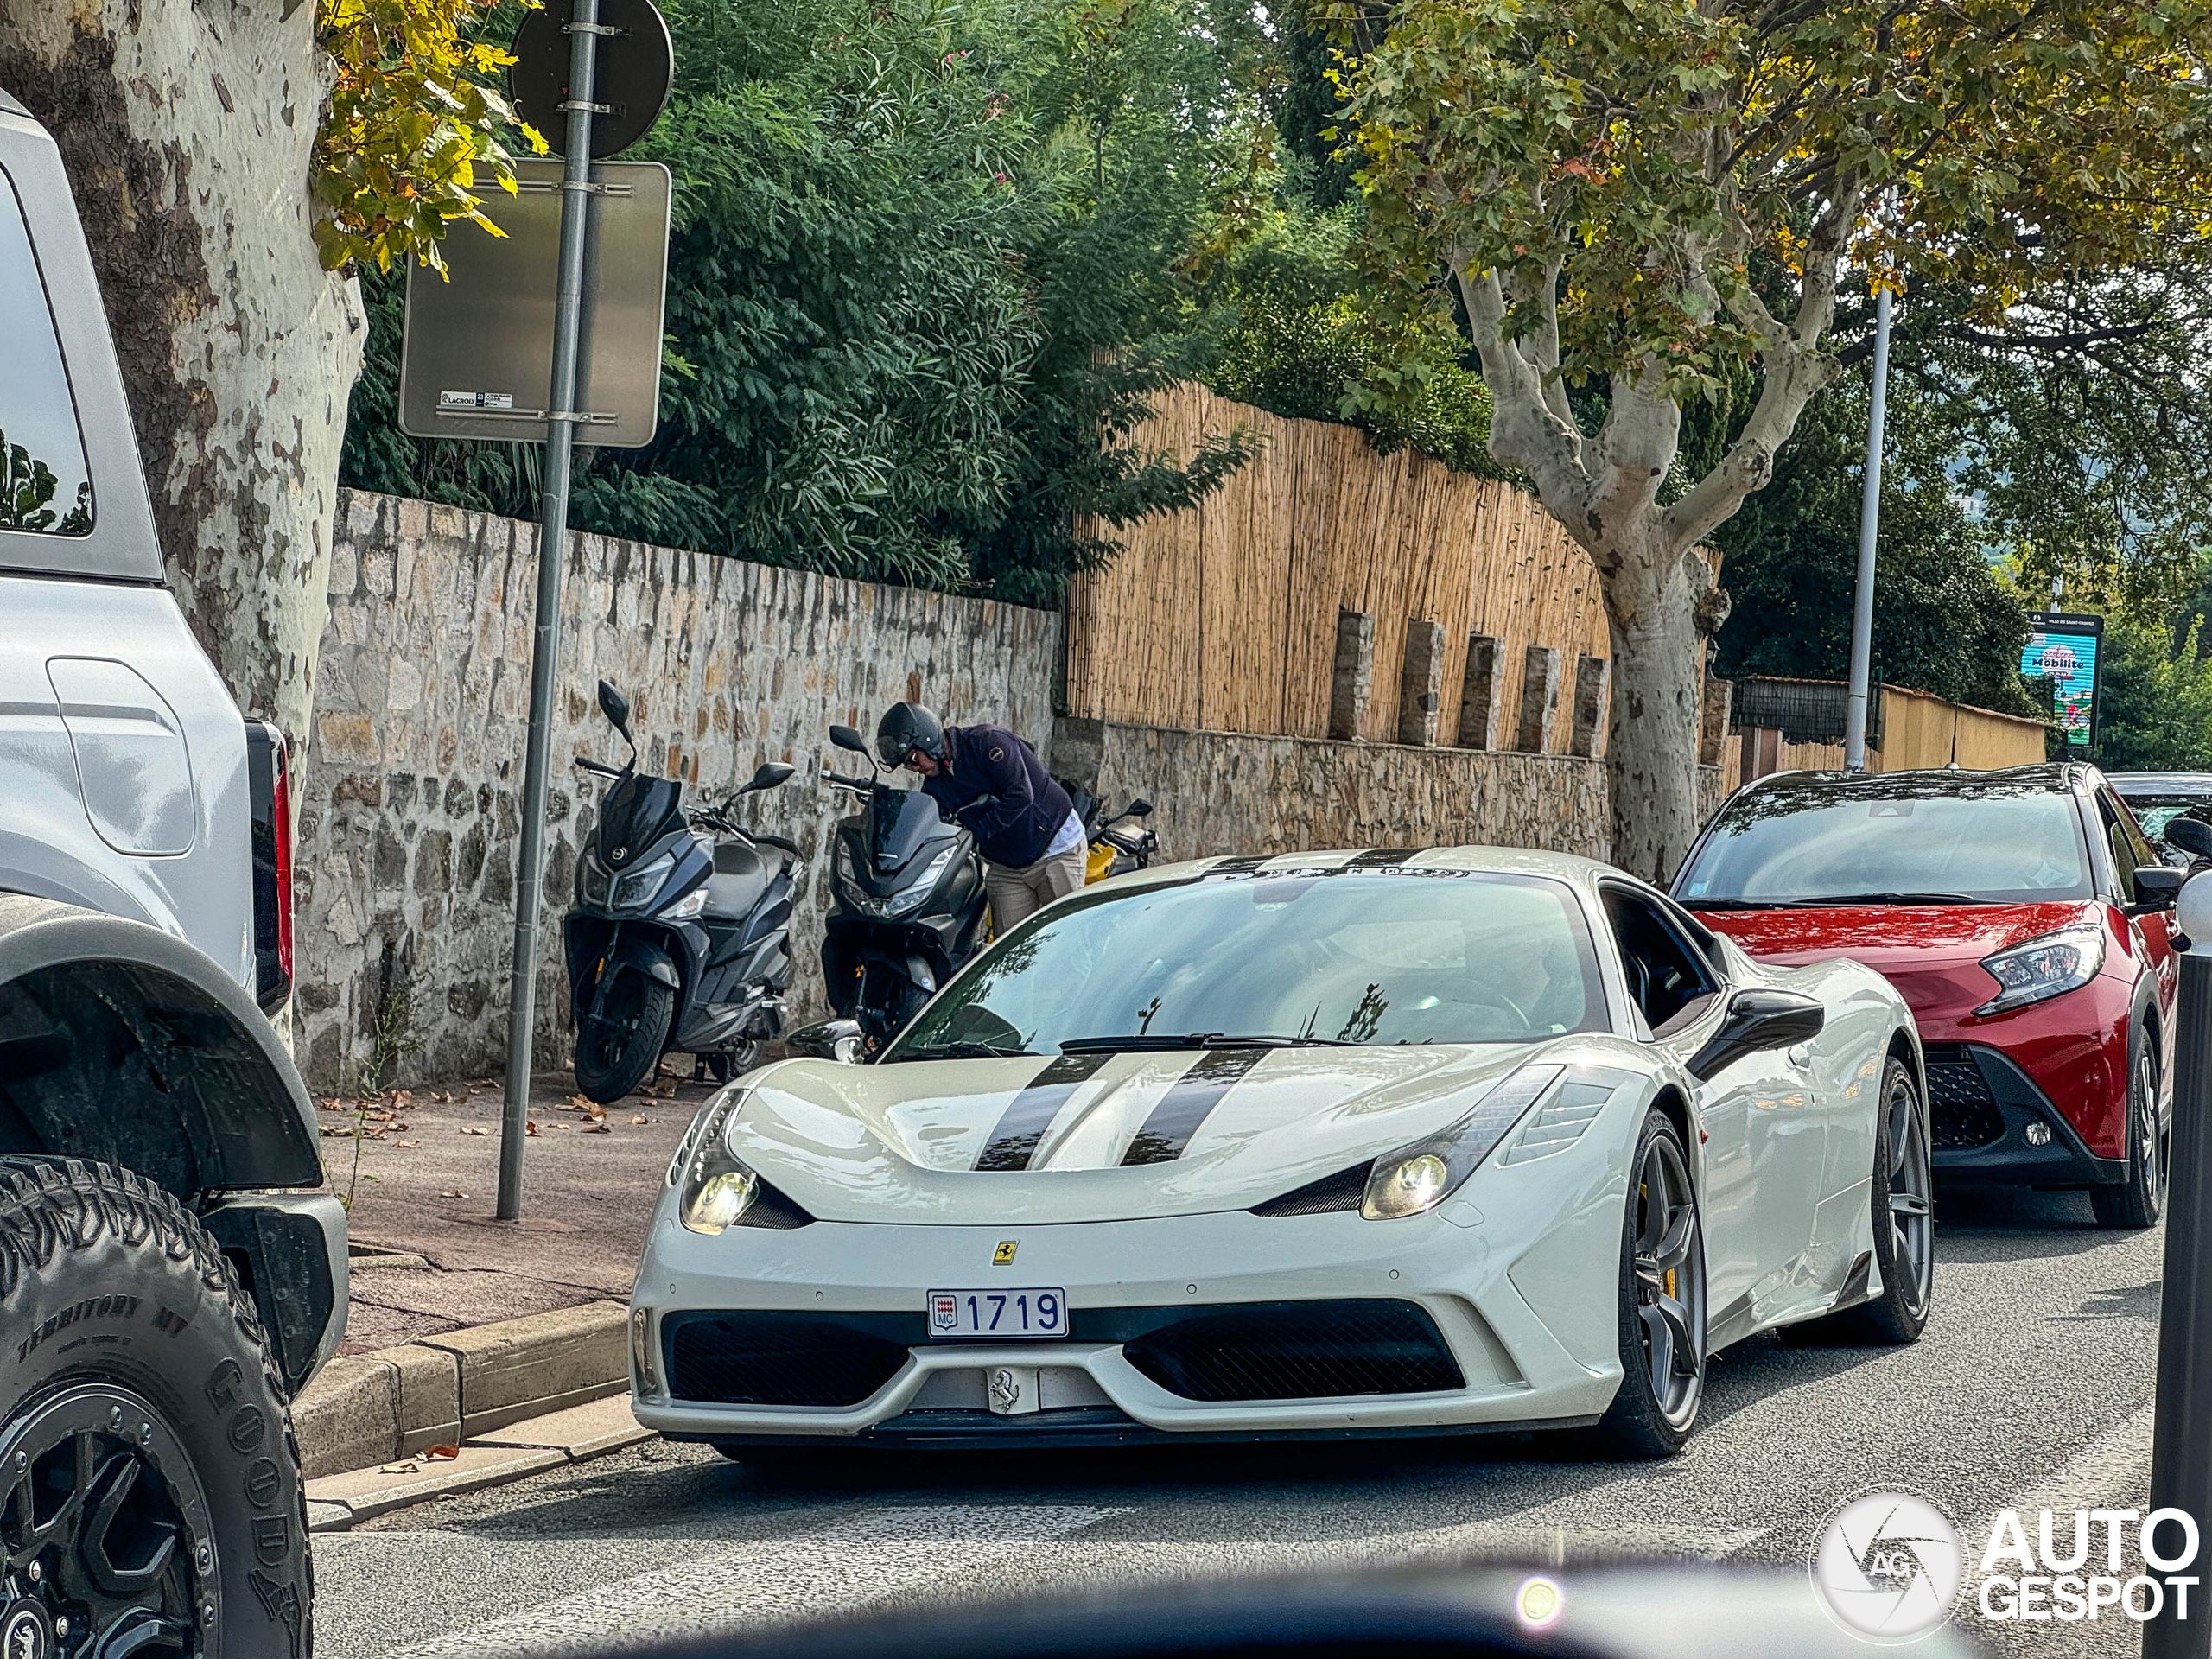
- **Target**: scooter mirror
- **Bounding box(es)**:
[828,724,870,756]
[596,681,634,743]
[747,761,797,792]
[1126,798,1154,817]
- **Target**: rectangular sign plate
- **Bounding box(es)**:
[398,159,671,448]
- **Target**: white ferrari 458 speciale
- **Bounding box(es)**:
[630,848,1930,1459]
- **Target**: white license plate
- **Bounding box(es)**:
[926,1287,1069,1339]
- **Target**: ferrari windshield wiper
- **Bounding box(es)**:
[892,1041,1038,1061]
[1058,1032,1356,1052]
[1673,897,1773,910]
[1780,891,1989,907]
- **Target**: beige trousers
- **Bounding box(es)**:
[983,843,1088,931]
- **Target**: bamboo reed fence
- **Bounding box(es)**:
[1066,385,1662,747]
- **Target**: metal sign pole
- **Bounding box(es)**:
[498,0,602,1222]
[2147,873,2212,1659]
[1842,284,1892,774]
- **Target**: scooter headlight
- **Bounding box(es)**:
[677,1086,760,1235]
[1362,1065,1566,1219]
[611,851,677,912]
[664,882,709,921]
[884,845,960,917]
[579,855,613,906]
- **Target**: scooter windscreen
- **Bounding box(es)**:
[598,772,687,864]
[867,785,957,878]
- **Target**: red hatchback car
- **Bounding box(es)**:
[1672,764,2186,1227]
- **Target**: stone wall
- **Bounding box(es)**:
[292,492,1062,1091]
[1052,717,1732,870]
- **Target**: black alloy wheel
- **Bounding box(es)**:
[2,1383,215,1656]
[2093,1027,2167,1229]
[1595,1110,1707,1459]
[1804,1056,1933,1344]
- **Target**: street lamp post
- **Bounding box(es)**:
[1842,284,1892,774]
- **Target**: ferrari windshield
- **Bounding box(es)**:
[887,869,1607,1054]
[1676,777,2094,906]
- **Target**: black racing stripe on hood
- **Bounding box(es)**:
[1202,854,1271,878]
[1121,1047,1268,1166]
[976,1051,1114,1171]
[1342,847,1418,868]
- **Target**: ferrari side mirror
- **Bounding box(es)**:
[1686,988,1825,1082]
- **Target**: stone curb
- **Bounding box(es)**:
[292,1299,632,1479]
[306,1395,654,1530]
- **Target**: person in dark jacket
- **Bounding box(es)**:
[876,702,1084,928]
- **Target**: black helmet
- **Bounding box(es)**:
[877,702,946,767]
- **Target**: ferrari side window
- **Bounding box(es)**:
[1602,887,1718,1035]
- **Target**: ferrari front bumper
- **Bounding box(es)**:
[629,1179,1631,1444]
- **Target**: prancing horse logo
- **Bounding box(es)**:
[992,1240,1017,1265]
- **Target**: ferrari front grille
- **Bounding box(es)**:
[666,1313,908,1408]
[1922,1044,2006,1150]
[1122,1299,1463,1402]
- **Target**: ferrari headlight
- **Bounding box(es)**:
[677,1086,760,1234]
[1362,1065,1566,1220]
[612,851,676,912]
[1976,925,2105,1016]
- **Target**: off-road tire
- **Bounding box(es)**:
[0,1158,310,1657]
[575,967,677,1103]
[1793,1058,1933,1345]
[1593,1110,1706,1460]
[2092,1024,2165,1229]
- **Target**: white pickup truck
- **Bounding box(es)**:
[0,86,342,1659]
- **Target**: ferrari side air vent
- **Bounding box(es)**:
[1249,1161,1372,1217]
[741,1178,816,1230]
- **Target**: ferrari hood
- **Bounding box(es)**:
[721,1042,1597,1225]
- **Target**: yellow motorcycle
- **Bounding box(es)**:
[1083,796,1157,884]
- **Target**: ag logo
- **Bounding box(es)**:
[1810,1488,1965,1643]
[2,1600,50,1659]
[992,1240,1017,1265]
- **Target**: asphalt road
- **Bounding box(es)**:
[315,1187,2164,1659]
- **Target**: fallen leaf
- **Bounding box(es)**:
[378,1460,421,1475]
[632,1115,649,1125]
[439,1190,467,1199]
[582,1122,612,1135]
[424,1445,461,1461]
[525,1121,540,1137]
[395,1140,420,1149]
[319,1127,355,1139]
[461,1127,489,1136]
[391,1090,415,1108]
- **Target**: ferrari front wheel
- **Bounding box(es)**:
[1595,1109,1706,1459]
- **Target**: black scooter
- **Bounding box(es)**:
[817,722,991,1048]
[564,681,798,1102]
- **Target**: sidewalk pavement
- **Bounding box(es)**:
[296,1066,724,1522]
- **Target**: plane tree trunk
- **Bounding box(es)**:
[0,0,364,746]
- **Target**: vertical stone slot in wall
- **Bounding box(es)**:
[1516,645,1560,753]
[1457,633,1500,750]
[1397,619,1446,747]
[1330,609,1375,742]
[1569,654,1611,758]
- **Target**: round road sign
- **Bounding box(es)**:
[509,0,674,161]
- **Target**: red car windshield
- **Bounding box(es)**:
[1678,779,2094,906]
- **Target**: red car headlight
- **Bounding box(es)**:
[1974,925,2106,1016]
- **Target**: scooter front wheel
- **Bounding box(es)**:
[575,963,676,1103]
